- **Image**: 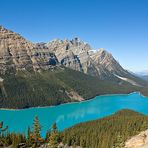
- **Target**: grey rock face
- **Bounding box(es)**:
[61,50,83,71]
[0,26,58,74]
[46,38,129,78]
[0,26,130,80]
[30,43,58,72]
[91,48,129,76]
[46,38,95,74]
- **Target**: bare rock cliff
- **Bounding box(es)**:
[0,26,58,74]
[0,26,136,83]
[125,129,148,148]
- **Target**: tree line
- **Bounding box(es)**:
[0,116,61,148]
[0,109,148,148]
[0,68,142,109]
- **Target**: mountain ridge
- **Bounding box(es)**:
[0,25,148,109]
[0,25,133,80]
[0,25,147,88]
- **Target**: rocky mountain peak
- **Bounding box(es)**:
[61,50,83,71]
[45,37,132,78]
[0,25,8,32]
[92,48,112,62]
[98,48,106,52]
[0,26,134,82]
[0,25,4,30]
[0,26,59,74]
[90,48,128,76]
[71,37,84,46]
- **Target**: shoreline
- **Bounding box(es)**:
[0,91,147,111]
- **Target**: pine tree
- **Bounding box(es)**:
[49,123,60,148]
[32,116,42,147]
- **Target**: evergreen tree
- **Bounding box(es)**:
[32,116,42,147]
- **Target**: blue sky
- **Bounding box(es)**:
[0,0,148,72]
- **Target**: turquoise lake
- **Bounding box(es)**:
[0,92,148,136]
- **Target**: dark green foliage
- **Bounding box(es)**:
[0,70,71,109]
[0,68,146,109]
[62,109,148,148]
[31,116,43,147]
[55,68,142,99]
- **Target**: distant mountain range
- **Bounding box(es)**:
[0,25,147,109]
[134,70,148,81]
[135,70,148,76]
[139,75,148,81]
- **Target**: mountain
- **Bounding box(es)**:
[0,26,144,84]
[140,75,148,81]
[46,38,129,78]
[137,74,148,82]
[135,70,148,76]
[0,26,58,74]
[0,68,141,109]
[0,25,147,109]
[134,70,148,81]
[46,38,146,86]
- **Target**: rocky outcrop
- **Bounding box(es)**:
[46,38,130,79]
[61,50,82,71]
[0,26,58,74]
[46,38,94,73]
[125,129,148,148]
[30,43,58,72]
[91,48,127,75]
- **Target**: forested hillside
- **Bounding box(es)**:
[0,68,144,109]
[62,109,148,148]
[1,109,148,147]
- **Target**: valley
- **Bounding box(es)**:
[1,0,148,147]
[0,92,148,136]
[0,26,148,148]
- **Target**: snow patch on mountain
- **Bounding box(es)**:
[114,74,141,87]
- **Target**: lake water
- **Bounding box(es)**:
[0,92,148,136]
